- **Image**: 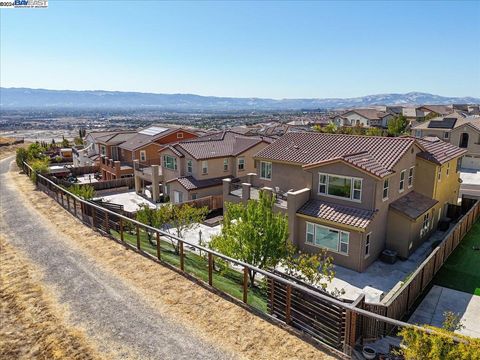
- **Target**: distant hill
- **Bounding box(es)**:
[1,87,478,111]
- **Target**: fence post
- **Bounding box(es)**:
[243,266,248,304]
[61,191,64,207]
[73,197,77,217]
[119,217,124,242]
[270,278,275,314]
[104,211,109,233]
[285,284,292,325]
[179,241,184,271]
[156,231,161,260]
[208,253,213,286]
[136,224,140,250]
[67,194,70,212]
[91,206,96,229]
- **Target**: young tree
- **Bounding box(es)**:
[61,136,70,148]
[209,191,289,285]
[29,157,50,183]
[136,204,162,246]
[160,203,209,253]
[366,127,383,136]
[69,184,96,200]
[16,148,28,169]
[387,114,408,136]
[324,122,338,134]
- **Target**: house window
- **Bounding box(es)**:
[421,213,430,237]
[365,233,371,257]
[446,163,450,176]
[140,150,146,162]
[162,155,177,170]
[415,130,422,138]
[318,173,362,202]
[100,145,106,156]
[305,222,349,255]
[383,179,389,200]
[260,161,272,180]
[187,159,193,173]
[202,160,208,174]
[237,158,245,171]
[177,132,184,139]
[399,170,406,192]
[444,132,449,140]
[223,158,229,172]
[191,193,197,200]
[437,168,441,182]
[408,167,414,187]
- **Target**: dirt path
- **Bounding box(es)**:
[1,156,336,360]
[0,157,233,360]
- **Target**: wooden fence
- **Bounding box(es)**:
[176,194,223,212]
[24,162,474,357]
[48,174,135,191]
[69,165,100,176]
[360,200,480,339]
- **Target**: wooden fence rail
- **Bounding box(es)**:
[23,162,475,356]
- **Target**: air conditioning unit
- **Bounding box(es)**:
[380,249,398,264]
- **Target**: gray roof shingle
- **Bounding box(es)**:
[168,176,229,191]
[390,191,438,220]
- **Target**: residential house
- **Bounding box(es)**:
[412,113,480,169]
[101,126,198,180]
[415,105,452,122]
[158,131,272,203]
[223,132,465,272]
[334,109,395,128]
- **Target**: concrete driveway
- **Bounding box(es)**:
[409,285,480,338]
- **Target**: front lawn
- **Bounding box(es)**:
[433,219,480,295]
[110,228,268,312]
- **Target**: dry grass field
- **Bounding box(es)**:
[6,164,336,360]
[0,235,105,360]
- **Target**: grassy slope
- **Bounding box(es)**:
[110,229,268,312]
[433,219,480,295]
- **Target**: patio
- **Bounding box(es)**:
[96,190,157,213]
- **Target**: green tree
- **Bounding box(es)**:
[388,114,408,136]
[136,204,162,246]
[29,157,50,183]
[69,184,96,200]
[27,142,45,160]
[16,147,28,169]
[282,243,335,292]
[324,122,338,134]
[209,192,289,285]
[366,127,383,136]
[61,136,70,148]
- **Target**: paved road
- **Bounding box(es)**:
[0,156,232,360]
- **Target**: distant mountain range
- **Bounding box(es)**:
[1,87,479,111]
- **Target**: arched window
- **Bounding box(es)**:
[459,133,469,148]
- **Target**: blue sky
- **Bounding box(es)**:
[1,1,479,98]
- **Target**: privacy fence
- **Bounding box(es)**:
[24,162,476,358]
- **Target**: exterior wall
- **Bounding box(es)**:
[411,127,450,140]
[450,125,480,169]
[253,161,312,193]
[386,210,426,259]
[166,181,222,202]
[343,112,369,127]
[153,130,198,145]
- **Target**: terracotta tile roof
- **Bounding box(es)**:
[171,131,271,160]
[94,131,136,145]
[255,132,415,178]
[411,111,466,130]
[416,137,467,165]
[390,191,438,220]
[167,176,229,191]
[417,105,453,115]
[343,109,391,120]
[297,199,376,229]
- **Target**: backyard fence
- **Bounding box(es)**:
[69,165,100,176]
[360,200,480,340]
[48,174,135,191]
[23,161,475,358]
[176,194,223,212]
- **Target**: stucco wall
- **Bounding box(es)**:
[450,125,480,156]
[253,161,313,193]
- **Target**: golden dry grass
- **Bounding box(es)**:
[8,166,337,360]
[0,235,105,360]
[0,141,28,159]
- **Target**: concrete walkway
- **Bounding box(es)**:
[409,285,480,338]
[0,156,232,360]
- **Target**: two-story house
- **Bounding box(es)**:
[101,126,198,180]
[223,132,465,272]
[415,105,452,122]
[158,131,272,203]
[333,109,394,128]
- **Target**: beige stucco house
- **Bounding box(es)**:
[224,132,466,272]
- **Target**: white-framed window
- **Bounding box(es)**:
[237,158,245,171]
[223,158,229,172]
[446,163,450,176]
[408,167,414,187]
[420,212,430,237]
[187,159,193,173]
[140,150,146,162]
[202,160,208,174]
[305,222,349,255]
[100,145,106,156]
[177,132,184,139]
[365,232,371,258]
[383,179,389,200]
[399,169,406,192]
[260,161,272,180]
[317,173,362,202]
[162,155,177,170]
[444,132,449,140]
